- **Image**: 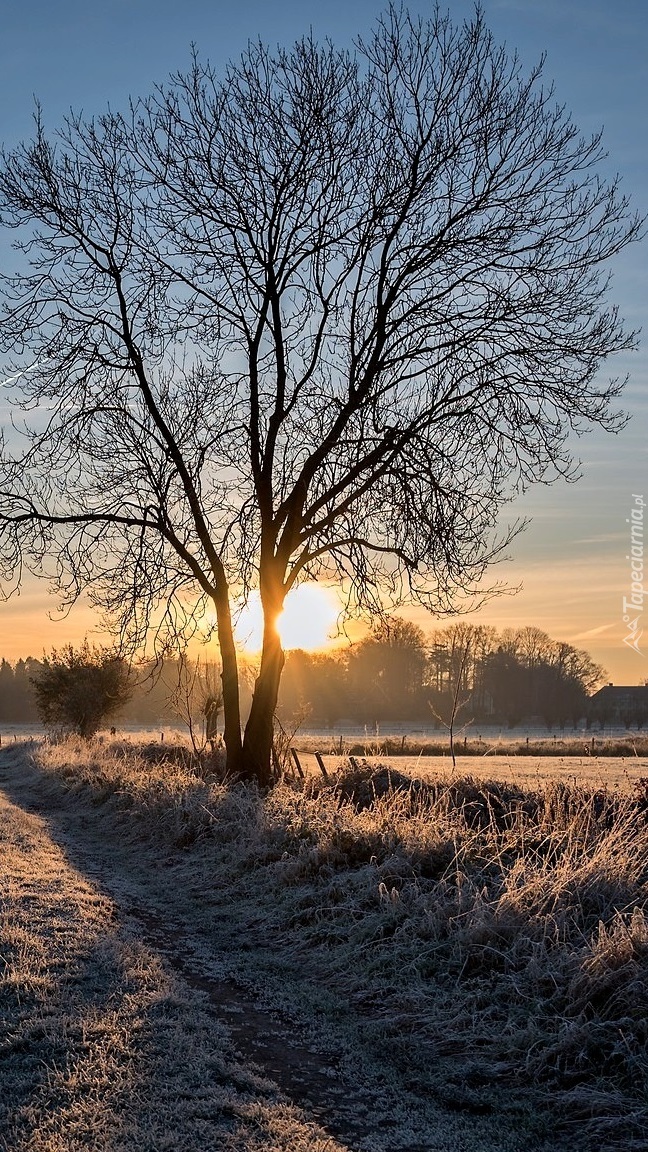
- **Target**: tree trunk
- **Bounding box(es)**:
[242,600,285,787]
[212,588,243,775]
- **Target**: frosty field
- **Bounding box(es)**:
[1,739,647,1151]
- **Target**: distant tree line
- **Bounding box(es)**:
[0,653,237,734]
[0,658,43,722]
[277,621,609,730]
[0,621,619,732]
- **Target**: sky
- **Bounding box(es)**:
[0,0,646,683]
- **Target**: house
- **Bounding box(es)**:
[588,684,648,728]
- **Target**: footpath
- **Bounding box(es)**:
[0,747,535,1152]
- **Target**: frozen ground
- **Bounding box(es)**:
[0,745,539,1152]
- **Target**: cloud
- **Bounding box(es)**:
[569,623,616,640]
[573,534,623,545]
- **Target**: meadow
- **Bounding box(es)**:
[1,738,647,1150]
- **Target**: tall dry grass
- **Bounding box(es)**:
[28,740,648,1147]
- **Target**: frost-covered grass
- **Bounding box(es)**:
[0,780,370,1152]
[8,739,648,1149]
[294,732,648,759]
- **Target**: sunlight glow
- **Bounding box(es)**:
[235,584,339,652]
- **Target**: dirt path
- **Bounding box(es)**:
[0,747,537,1152]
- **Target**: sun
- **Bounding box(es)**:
[235,584,339,652]
[277,584,340,650]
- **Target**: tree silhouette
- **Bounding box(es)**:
[348,618,427,723]
[0,6,642,782]
[31,643,132,738]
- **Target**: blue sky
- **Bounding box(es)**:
[0,0,646,681]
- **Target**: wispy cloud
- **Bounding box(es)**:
[570,623,616,640]
[573,534,622,545]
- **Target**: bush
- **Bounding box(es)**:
[31,642,132,738]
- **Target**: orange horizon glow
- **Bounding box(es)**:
[1,554,646,686]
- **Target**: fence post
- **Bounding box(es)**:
[291,748,304,778]
[314,750,329,780]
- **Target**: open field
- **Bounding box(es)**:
[2,739,648,1150]
[293,752,648,792]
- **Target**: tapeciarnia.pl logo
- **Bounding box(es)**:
[622,493,645,655]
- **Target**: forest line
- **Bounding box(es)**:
[1,620,640,731]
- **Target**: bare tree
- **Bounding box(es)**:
[164,653,223,754]
[428,622,479,763]
[348,617,427,723]
[0,6,642,783]
[429,637,473,769]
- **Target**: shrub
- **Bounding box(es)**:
[31,642,132,738]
